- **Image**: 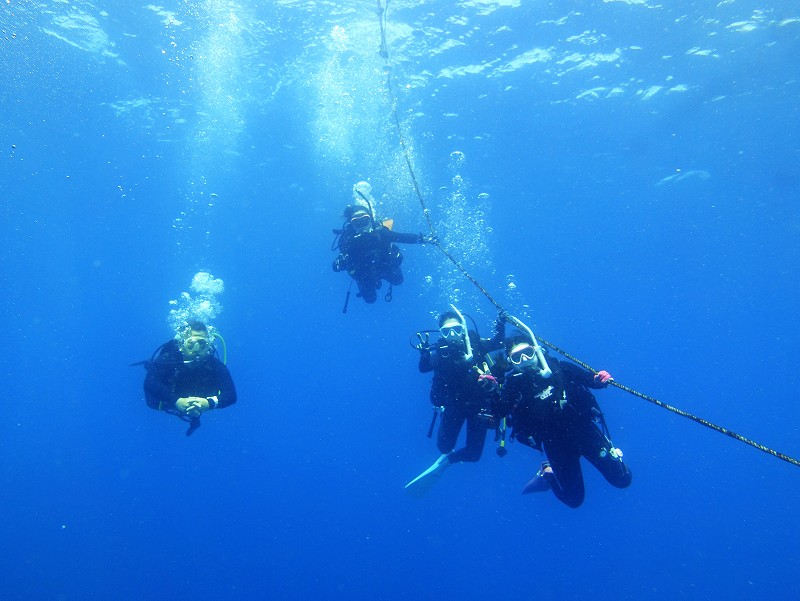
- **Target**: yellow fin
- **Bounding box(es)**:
[382,218,394,231]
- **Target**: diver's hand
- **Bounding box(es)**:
[414,332,430,351]
[475,362,499,392]
[175,397,194,413]
[594,370,614,386]
[420,234,438,245]
[176,396,209,418]
[189,397,210,414]
[494,310,508,337]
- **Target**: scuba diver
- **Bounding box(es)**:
[500,316,631,508]
[138,320,237,436]
[404,306,506,496]
[331,191,434,306]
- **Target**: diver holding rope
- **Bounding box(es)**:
[372,0,800,469]
[332,183,436,308]
[501,316,631,507]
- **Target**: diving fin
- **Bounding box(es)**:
[404,454,451,497]
[522,463,552,494]
[185,417,202,437]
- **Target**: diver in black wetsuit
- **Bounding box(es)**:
[404,307,506,495]
[332,204,433,304]
[501,337,631,508]
[140,320,237,436]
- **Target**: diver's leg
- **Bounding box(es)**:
[384,264,404,286]
[542,435,585,508]
[581,421,632,489]
[354,274,377,303]
[382,248,404,286]
[436,407,463,456]
[449,412,488,463]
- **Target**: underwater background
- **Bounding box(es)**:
[1,1,799,599]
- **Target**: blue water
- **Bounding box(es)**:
[2,1,799,599]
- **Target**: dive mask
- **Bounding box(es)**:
[183,335,211,356]
[350,213,372,232]
[439,324,465,340]
[509,343,536,366]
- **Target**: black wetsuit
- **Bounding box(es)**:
[503,357,631,507]
[420,325,504,463]
[334,224,422,303]
[143,340,237,415]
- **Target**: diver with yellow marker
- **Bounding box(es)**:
[331,191,434,306]
[138,320,237,436]
[404,306,507,496]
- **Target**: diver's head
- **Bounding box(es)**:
[179,320,212,360]
[438,311,466,345]
[343,202,371,220]
[348,208,373,233]
[507,338,538,372]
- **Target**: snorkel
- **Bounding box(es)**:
[349,192,375,235]
[506,315,551,378]
[450,304,474,362]
[353,183,377,221]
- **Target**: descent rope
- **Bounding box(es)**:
[373,0,799,469]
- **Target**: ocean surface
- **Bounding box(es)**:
[2,1,799,599]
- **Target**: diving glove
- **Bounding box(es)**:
[594,370,614,385]
[474,362,499,392]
